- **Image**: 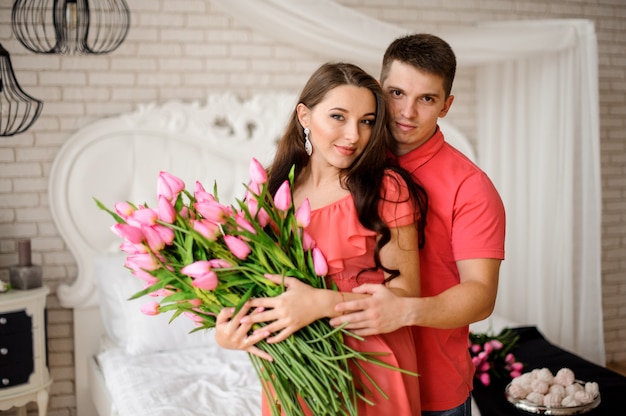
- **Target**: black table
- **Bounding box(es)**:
[472,326,626,416]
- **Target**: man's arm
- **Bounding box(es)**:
[329,258,501,335]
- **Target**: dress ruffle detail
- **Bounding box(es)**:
[309,195,375,277]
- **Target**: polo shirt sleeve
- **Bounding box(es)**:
[452,171,506,260]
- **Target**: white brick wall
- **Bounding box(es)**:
[0,0,624,414]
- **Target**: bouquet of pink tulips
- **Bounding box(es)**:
[469,328,524,387]
[95,158,406,416]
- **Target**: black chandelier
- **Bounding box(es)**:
[0,44,43,136]
[11,0,131,55]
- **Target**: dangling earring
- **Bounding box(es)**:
[303,127,313,156]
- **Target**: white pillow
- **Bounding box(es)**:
[93,253,215,355]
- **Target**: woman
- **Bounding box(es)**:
[215,62,427,415]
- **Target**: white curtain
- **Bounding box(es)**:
[209,0,604,365]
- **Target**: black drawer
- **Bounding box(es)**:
[0,310,32,335]
[0,358,35,389]
[0,331,33,366]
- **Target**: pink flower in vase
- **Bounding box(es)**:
[479,372,491,386]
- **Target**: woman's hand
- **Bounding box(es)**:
[214,302,273,361]
[245,274,328,343]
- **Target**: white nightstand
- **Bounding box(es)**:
[0,286,53,416]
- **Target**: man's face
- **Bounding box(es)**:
[381,60,454,155]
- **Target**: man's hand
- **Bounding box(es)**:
[329,283,408,336]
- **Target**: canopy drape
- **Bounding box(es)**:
[209,0,604,365]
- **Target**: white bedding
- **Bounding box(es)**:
[98,344,262,416]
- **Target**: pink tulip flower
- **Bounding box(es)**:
[249,157,268,185]
[130,207,158,227]
[312,247,328,276]
[192,272,218,291]
[114,201,135,218]
[246,197,260,217]
[142,225,165,252]
[224,235,251,260]
[302,230,315,251]
[194,182,215,204]
[157,195,177,223]
[489,339,503,350]
[235,212,256,235]
[181,261,213,279]
[510,370,522,378]
[111,223,144,244]
[479,372,491,386]
[132,269,158,285]
[179,206,194,220]
[188,298,202,308]
[470,344,482,354]
[120,241,148,255]
[511,362,524,372]
[505,353,515,363]
[154,224,175,245]
[184,311,205,323]
[483,342,493,354]
[274,180,292,211]
[295,199,311,228]
[256,207,270,227]
[208,259,232,269]
[149,287,174,297]
[158,171,185,201]
[126,253,160,271]
[195,200,228,224]
[246,182,261,198]
[194,180,206,194]
[140,302,160,316]
[191,219,219,241]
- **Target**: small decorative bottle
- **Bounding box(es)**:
[9,239,42,290]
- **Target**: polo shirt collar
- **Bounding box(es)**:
[397,126,445,172]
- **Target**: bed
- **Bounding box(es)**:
[48,93,481,416]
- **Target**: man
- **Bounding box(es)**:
[330,34,506,415]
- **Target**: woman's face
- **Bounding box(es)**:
[298,85,376,170]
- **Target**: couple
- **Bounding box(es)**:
[216,33,506,416]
